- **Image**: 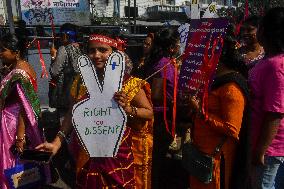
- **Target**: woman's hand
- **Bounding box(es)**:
[114,91,132,115]
[188,96,201,112]
[35,139,62,156]
[15,140,25,153]
[50,47,57,59]
[188,95,204,118]
[252,152,265,166]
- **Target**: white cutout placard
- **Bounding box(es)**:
[72,52,127,157]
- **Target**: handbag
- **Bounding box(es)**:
[182,137,226,184]
[4,161,45,189]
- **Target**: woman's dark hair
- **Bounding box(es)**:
[260,7,284,54]
[60,23,78,42]
[36,25,45,36]
[0,33,21,53]
[145,28,179,67]
[219,35,248,78]
[60,23,77,33]
[243,16,260,29]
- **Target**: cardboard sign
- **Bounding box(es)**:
[72,52,127,157]
[21,0,90,26]
[179,18,229,98]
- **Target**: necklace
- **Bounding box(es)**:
[244,47,264,64]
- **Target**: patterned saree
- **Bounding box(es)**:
[0,69,46,189]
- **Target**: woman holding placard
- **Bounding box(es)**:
[36,31,154,189]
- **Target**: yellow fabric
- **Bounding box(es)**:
[70,75,87,101]
[122,76,153,189]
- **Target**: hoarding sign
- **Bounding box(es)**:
[21,0,90,26]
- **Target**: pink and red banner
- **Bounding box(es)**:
[178,18,228,116]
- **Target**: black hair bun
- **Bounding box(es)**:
[1,33,20,52]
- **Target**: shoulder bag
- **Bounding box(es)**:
[182,135,226,184]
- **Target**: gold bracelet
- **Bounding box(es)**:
[15,134,26,143]
[133,106,138,117]
[129,106,138,118]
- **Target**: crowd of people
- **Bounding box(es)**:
[0,6,283,189]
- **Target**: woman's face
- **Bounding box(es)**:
[241,25,258,46]
[171,40,181,56]
[0,45,17,66]
[61,33,69,45]
[143,37,153,55]
[88,42,113,70]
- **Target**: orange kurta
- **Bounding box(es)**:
[190,82,246,189]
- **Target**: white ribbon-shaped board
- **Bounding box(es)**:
[72,52,127,157]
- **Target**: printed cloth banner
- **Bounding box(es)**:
[179,18,229,98]
[21,0,90,25]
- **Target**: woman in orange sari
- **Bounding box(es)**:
[188,36,250,189]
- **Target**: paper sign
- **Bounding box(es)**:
[21,0,90,26]
[72,52,127,157]
[179,18,229,98]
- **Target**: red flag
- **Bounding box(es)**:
[163,59,179,138]
[36,40,48,78]
[234,20,243,36]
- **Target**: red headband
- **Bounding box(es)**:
[89,34,126,51]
